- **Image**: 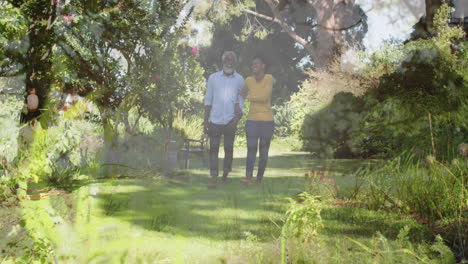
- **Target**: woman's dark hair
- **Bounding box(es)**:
[252,54,268,69]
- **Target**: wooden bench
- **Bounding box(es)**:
[182,135,209,152]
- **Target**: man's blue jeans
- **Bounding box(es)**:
[208,122,236,178]
[245,120,274,180]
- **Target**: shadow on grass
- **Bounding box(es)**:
[93,152,399,244]
[94,174,305,242]
[178,151,372,175]
[320,206,429,242]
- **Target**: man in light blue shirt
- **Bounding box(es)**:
[204,51,244,188]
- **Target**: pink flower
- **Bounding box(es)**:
[151,75,160,82]
[328,178,335,185]
[62,14,75,25]
[191,46,199,56]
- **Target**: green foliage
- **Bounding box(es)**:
[0,90,23,204]
[272,103,295,137]
[173,114,204,140]
[283,66,372,141]
[284,192,323,242]
[299,3,467,159]
[301,92,364,158]
[361,153,467,260]
[0,92,22,161]
[130,42,205,128]
[346,230,456,264]
[306,168,338,201]
[14,114,99,191]
[357,4,466,159]
[364,154,467,221]
[0,1,29,72]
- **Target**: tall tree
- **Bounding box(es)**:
[1,0,59,121]
[1,0,204,125]
[239,0,368,68]
[426,0,443,31]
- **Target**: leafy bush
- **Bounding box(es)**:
[22,123,78,187]
[361,153,467,260]
[0,87,23,203]
[14,111,101,189]
[173,114,204,140]
[346,230,456,264]
[283,66,372,137]
[300,4,467,159]
[301,92,364,158]
[305,168,338,200]
[284,192,323,242]
[0,93,22,162]
[272,103,294,137]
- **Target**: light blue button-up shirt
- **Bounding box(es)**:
[204,71,245,125]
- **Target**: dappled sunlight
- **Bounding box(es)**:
[1,0,466,262]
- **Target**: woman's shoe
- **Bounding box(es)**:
[207,183,217,188]
[207,177,217,188]
[241,177,252,186]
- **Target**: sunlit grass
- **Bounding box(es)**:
[1,150,451,263]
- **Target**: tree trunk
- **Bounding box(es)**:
[425,0,443,32]
[23,27,54,122]
[101,110,119,177]
[313,0,337,68]
[10,0,58,123]
[262,0,365,68]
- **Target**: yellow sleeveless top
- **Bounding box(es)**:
[245,74,275,121]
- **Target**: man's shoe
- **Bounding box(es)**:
[256,178,263,186]
[220,172,229,184]
[207,177,217,188]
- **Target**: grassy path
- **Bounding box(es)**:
[2,149,430,263]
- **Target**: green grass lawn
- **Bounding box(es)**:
[1,149,451,264]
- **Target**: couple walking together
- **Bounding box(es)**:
[204,51,275,188]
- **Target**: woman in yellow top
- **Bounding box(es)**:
[241,55,275,185]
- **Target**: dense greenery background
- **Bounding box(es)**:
[0,0,466,263]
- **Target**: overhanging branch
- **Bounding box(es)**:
[243,8,280,23]
[263,0,316,60]
[243,6,364,32]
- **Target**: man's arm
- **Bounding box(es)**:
[235,79,245,122]
[204,105,212,133]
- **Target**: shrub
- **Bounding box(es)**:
[0,92,22,162]
[281,68,372,137]
[300,4,467,159]
[0,87,23,203]
[272,103,294,137]
[301,92,364,158]
[173,114,204,140]
[284,192,323,242]
[305,168,338,200]
[361,153,467,260]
